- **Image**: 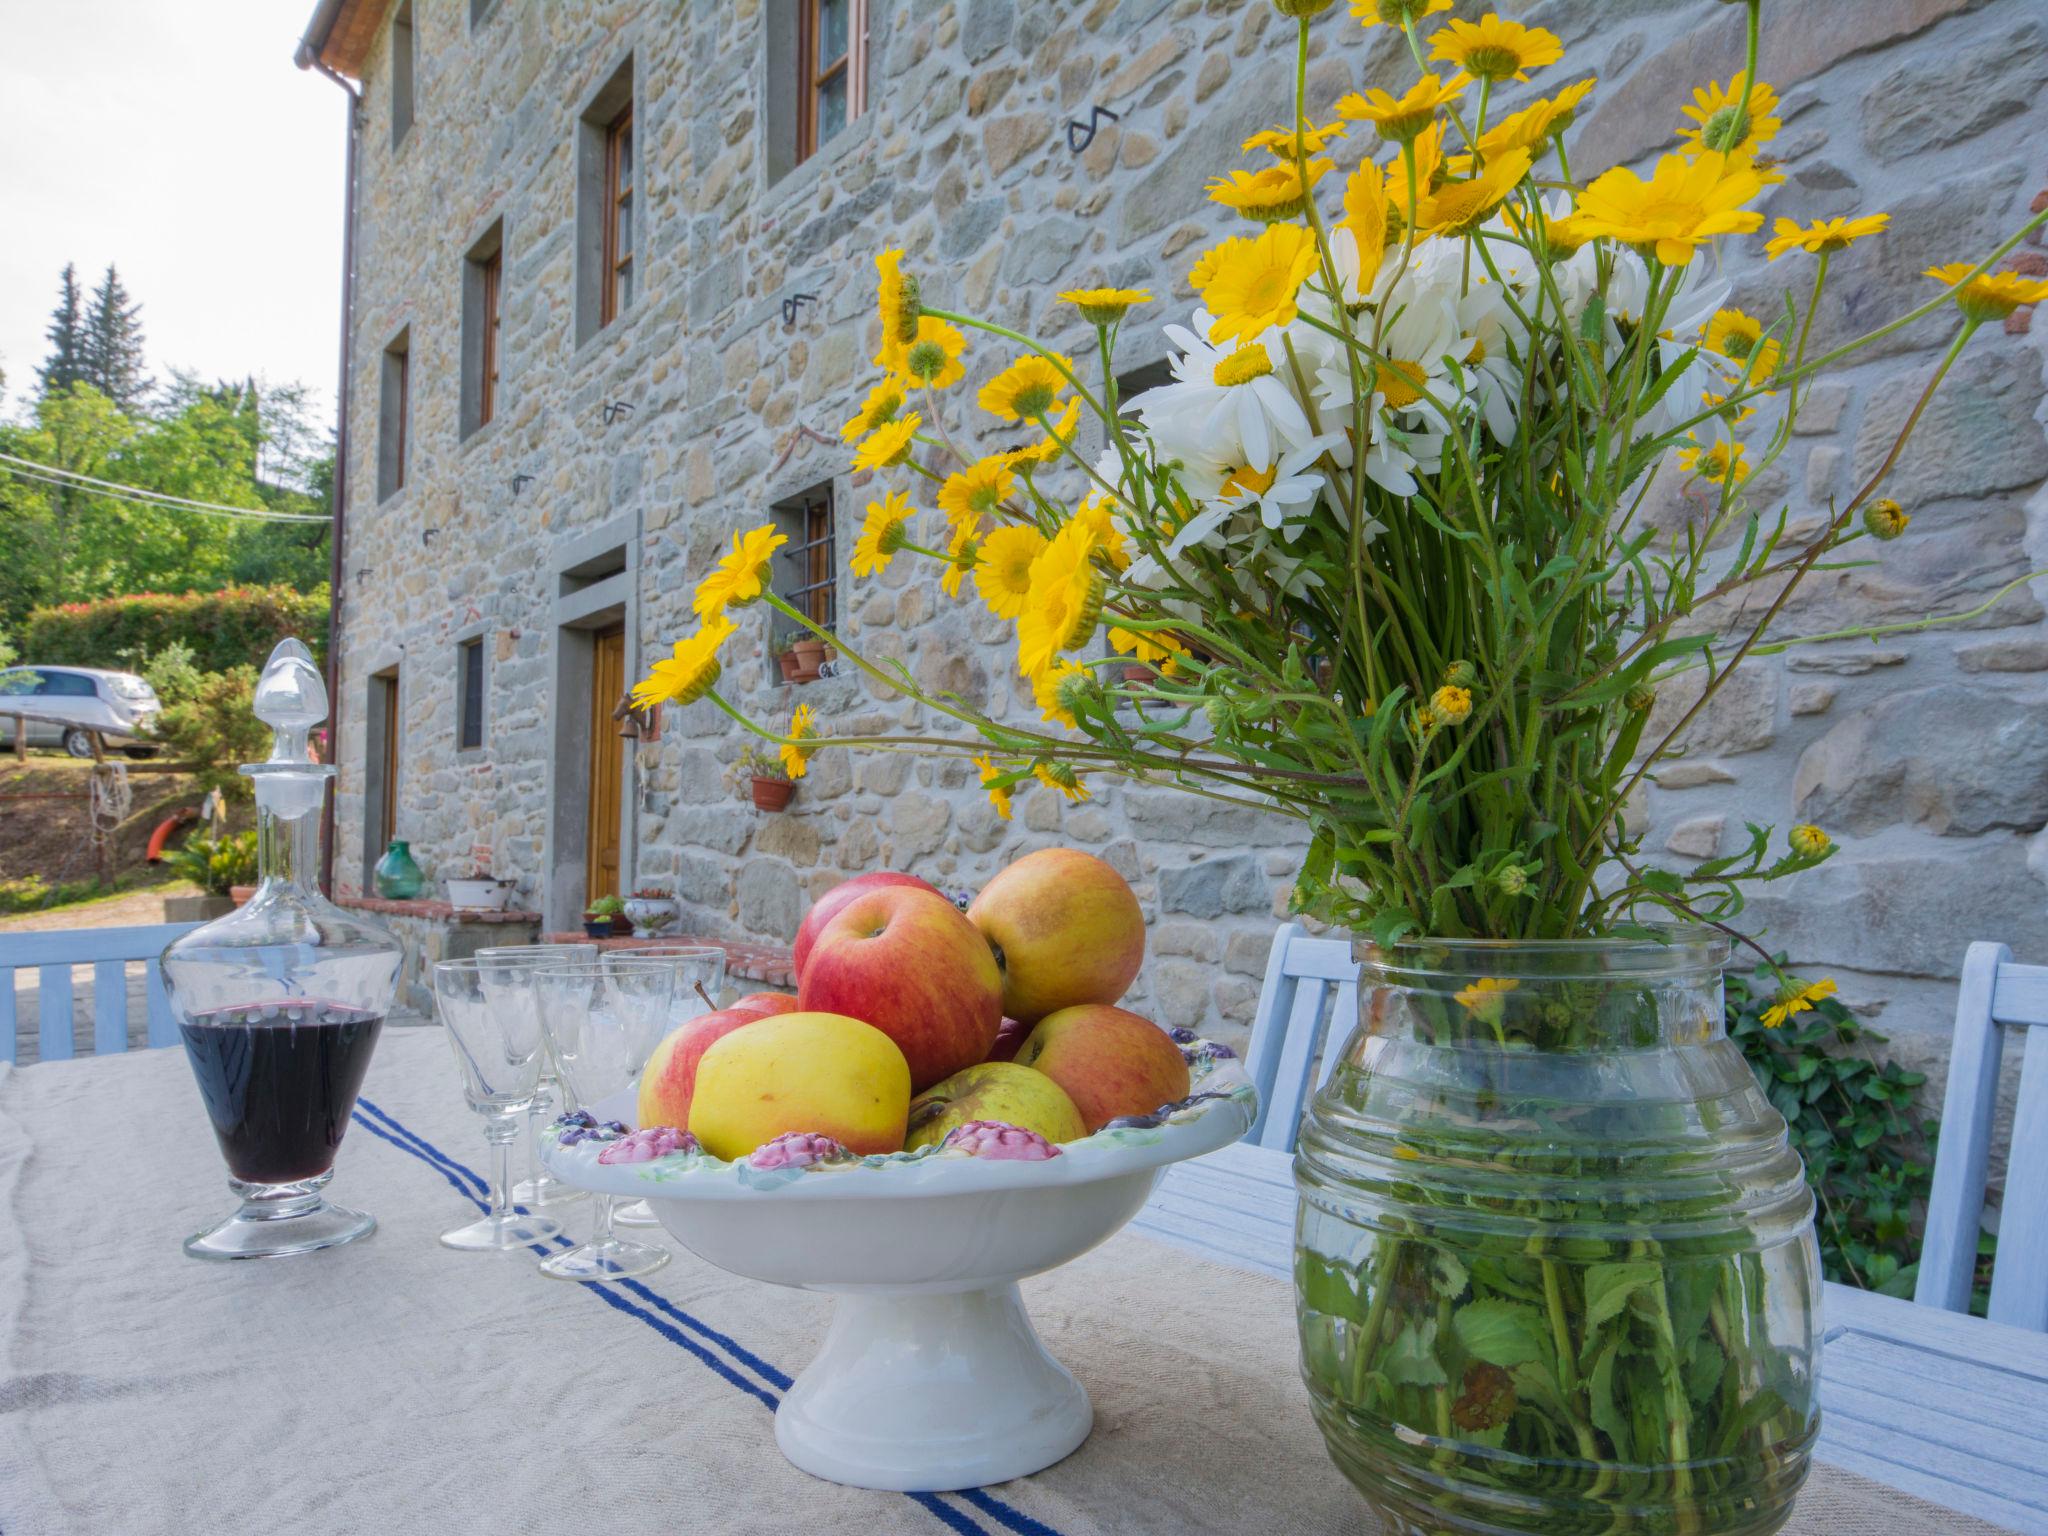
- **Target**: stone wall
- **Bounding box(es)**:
[329,0,2048,1087]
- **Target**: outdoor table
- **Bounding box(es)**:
[0,1026,2031,1536]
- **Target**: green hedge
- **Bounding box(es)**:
[18,586,329,673]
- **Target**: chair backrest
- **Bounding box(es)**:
[0,923,200,1066]
[1916,940,2048,1332]
[1242,921,1362,1151]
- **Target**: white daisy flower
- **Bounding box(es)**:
[1129,313,1316,473]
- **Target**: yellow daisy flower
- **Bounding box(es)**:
[873,248,919,372]
[1678,438,1748,487]
[1764,213,1887,261]
[1701,308,1782,380]
[1110,624,1188,675]
[631,616,734,710]
[1924,262,2048,323]
[1195,223,1322,345]
[1342,160,1390,257]
[1476,77,1596,156]
[1016,520,1108,677]
[977,354,1071,422]
[840,380,905,444]
[1336,72,1469,144]
[974,754,1014,821]
[1677,75,1780,161]
[1427,15,1562,83]
[1241,120,1347,157]
[1430,684,1473,725]
[1072,494,1130,571]
[851,490,915,577]
[779,703,818,780]
[937,457,1016,535]
[692,523,789,622]
[1572,152,1764,266]
[852,412,921,473]
[1058,287,1152,325]
[975,525,1046,619]
[1007,397,1082,468]
[1761,977,1836,1029]
[1207,158,1332,222]
[940,523,978,599]
[1419,147,1533,237]
[1030,658,1087,730]
[1453,975,1517,1026]
[895,316,967,390]
[1349,0,1450,30]
[1032,760,1091,802]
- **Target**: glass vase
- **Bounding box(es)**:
[373,838,424,899]
[1295,930,1819,1536]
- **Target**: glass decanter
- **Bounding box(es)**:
[162,639,403,1260]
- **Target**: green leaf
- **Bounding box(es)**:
[1383,1319,1449,1388]
[1686,1338,1727,1404]
[1452,1299,1550,1369]
[1432,1249,1469,1300]
[1587,1340,1629,1455]
[1583,1261,1662,1334]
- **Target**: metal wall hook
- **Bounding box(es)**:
[511,473,534,496]
[781,292,820,326]
[1066,105,1120,154]
[602,401,635,425]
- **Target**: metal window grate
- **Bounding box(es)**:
[779,488,836,629]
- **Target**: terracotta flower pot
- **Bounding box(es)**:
[1120,663,1157,685]
[229,885,257,906]
[752,776,795,811]
[778,650,803,683]
[788,638,826,683]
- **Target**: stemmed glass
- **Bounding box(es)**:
[601,947,727,1226]
[534,962,675,1281]
[476,941,596,1210]
[430,958,563,1251]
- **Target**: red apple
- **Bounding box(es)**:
[792,871,941,979]
[638,1007,767,1130]
[798,885,1003,1090]
[731,991,799,1017]
[967,849,1145,1023]
[1012,1004,1191,1133]
[985,1016,1030,1063]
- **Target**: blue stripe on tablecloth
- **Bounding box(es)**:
[352,1097,1063,1536]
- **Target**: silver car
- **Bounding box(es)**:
[0,666,163,758]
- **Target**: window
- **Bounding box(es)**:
[799,0,868,163]
[576,57,635,344]
[41,672,96,698]
[457,638,485,751]
[602,108,635,325]
[378,329,410,501]
[390,1,415,151]
[461,222,503,439]
[367,669,401,871]
[770,482,836,668]
[469,0,498,27]
[1104,358,1174,454]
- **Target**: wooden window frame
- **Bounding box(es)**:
[478,250,501,428]
[779,484,836,629]
[376,672,400,851]
[601,107,634,327]
[797,0,868,163]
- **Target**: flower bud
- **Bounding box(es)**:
[1862,499,1909,542]
[1625,682,1657,714]
[1494,865,1528,897]
[1430,684,1474,726]
[1789,824,1831,858]
[1440,659,1477,690]
[1270,0,1335,14]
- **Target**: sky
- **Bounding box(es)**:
[0,0,346,421]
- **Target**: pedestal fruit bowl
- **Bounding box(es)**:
[544,1039,1254,1492]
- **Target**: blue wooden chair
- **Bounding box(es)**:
[1915,940,2048,1333]
[0,922,199,1064]
[1240,920,1361,1151]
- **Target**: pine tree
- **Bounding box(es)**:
[37,263,86,400]
[83,264,151,412]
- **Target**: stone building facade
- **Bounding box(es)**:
[304,0,2048,1082]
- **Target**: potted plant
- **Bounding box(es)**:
[445,870,517,911]
[772,634,803,684]
[786,635,827,683]
[159,830,237,921]
[583,894,628,938]
[623,886,678,935]
[727,743,795,811]
[211,830,260,905]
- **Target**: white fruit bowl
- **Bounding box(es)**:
[542,1040,1255,1493]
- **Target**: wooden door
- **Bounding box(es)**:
[585,626,625,904]
[376,673,400,848]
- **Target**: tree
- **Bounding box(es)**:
[37,264,85,400]
[83,264,151,412]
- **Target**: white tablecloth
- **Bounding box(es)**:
[0,1029,2015,1535]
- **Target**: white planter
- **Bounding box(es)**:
[622,897,677,935]
[545,1049,1255,1492]
[445,878,514,911]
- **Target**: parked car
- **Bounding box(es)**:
[0,666,162,758]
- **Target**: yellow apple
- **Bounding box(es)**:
[967,848,1145,1023]
[1013,1004,1191,1133]
[904,1061,1087,1150]
[688,1011,911,1160]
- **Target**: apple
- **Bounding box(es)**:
[688,1011,911,1159]
[984,1015,1030,1063]
[967,848,1145,1023]
[730,991,799,1016]
[1012,1004,1191,1133]
[637,1007,765,1131]
[791,871,941,978]
[798,885,1003,1091]
[905,1062,1086,1150]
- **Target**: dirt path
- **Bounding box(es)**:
[0,883,204,933]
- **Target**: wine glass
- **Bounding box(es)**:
[431,958,563,1252]
[475,942,596,1210]
[600,947,727,1226]
[533,963,675,1281]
